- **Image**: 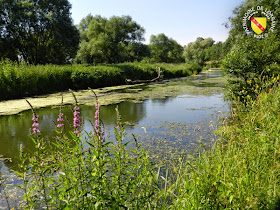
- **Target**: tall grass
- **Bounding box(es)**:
[13,95,160,209]
[169,81,280,209]
[0,61,201,101]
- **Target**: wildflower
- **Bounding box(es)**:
[94,101,104,140]
[57,112,64,128]
[73,106,81,134]
[94,102,100,132]
[32,114,40,134]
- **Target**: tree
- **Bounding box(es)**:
[205,41,224,61]
[75,15,146,64]
[0,0,79,64]
[222,0,280,101]
[149,33,184,63]
[183,37,214,65]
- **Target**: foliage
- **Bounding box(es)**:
[227,0,280,39]
[0,60,201,101]
[222,0,280,101]
[0,0,79,64]
[205,41,224,61]
[172,80,280,209]
[149,33,184,63]
[76,15,147,64]
[183,37,224,66]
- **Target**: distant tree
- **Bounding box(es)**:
[183,37,214,65]
[0,0,80,64]
[205,41,224,61]
[149,33,184,63]
[75,15,146,64]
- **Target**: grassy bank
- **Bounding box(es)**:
[0,61,201,101]
[170,83,280,209]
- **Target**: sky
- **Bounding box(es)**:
[68,0,244,46]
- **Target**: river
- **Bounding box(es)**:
[0,69,229,207]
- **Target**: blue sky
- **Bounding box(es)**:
[69,0,244,46]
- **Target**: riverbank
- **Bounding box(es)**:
[171,82,280,209]
[0,69,225,116]
[0,61,201,101]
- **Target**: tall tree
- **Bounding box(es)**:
[205,41,224,61]
[76,15,146,64]
[0,0,79,64]
[183,37,215,65]
[149,33,184,63]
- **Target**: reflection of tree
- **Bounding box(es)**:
[98,101,146,126]
[150,98,174,106]
[0,101,147,171]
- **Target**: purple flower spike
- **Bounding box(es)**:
[32,114,40,134]
[73,106,81,134]
[57,112,64,129]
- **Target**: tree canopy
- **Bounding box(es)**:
[0,0,79,64]
[75,15,147,64]
[183,37,215,65]
[149,33,184,63]
[222,0,280,101]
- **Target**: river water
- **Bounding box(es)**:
[0,69,229,206]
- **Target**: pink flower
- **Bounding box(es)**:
[73,106,81,134]
[31,114,40,134]
[95,110,99,119]
[57,113,64,122]
[57,112,64,130]
[57,123,64,128]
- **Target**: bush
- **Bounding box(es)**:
[222,33,280,102]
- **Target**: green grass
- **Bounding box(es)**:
[0,61,201,101]
[169,82,280,209]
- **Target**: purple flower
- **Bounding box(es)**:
[73,106,81,134]
[95,110,99,119]
[31,114,40,134]
[32,122,39,127]
[56,112,64,129]
[94,101,104,140]
[57,123,64,128]
[57,113,64,122]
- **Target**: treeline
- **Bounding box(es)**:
[0,0,224,66]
